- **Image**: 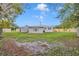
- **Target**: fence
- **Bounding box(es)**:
[2,28,77,32]
[2,28,11,32]
[2,28,20,32]
[53,28,76,32]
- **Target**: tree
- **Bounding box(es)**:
[58,3,79,28]
[11,23,19,31]
[0,3,23,39]
[0,19,11,28]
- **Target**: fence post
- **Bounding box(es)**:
[0,28,2,40]
[76,27,79,37]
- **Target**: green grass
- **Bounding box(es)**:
[3,32,76,43]
[0,32,78,56]
[42,47,79,56]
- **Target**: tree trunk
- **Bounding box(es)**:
[0,28,2,40]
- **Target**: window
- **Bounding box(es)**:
[48,27,51,30]
[34,28,37,31]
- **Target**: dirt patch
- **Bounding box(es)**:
[1,39,32,56]
[63,38,79,48]
[1,39,66,56]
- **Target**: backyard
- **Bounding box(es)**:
[3,32,76,43]
[0,32,79,56]
[0,3,79,56]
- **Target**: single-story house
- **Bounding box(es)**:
[20,26,53,33]
[20,27,28,32]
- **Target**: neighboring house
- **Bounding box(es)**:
[20,26,53,33]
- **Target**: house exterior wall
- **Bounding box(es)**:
[3,28,11,32]
[20,28,28,32]
[28,28,44,33]
[20,26,53,33]
[45,28,53,32]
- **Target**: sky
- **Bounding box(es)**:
[15,3,63,27]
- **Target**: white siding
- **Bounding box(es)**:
[28,28,44,33]
[20,26,53,33]
[45,27,53,32]
[20,28,28,32]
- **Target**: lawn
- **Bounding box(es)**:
[0,32,79,56]
[3,32,76,43]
